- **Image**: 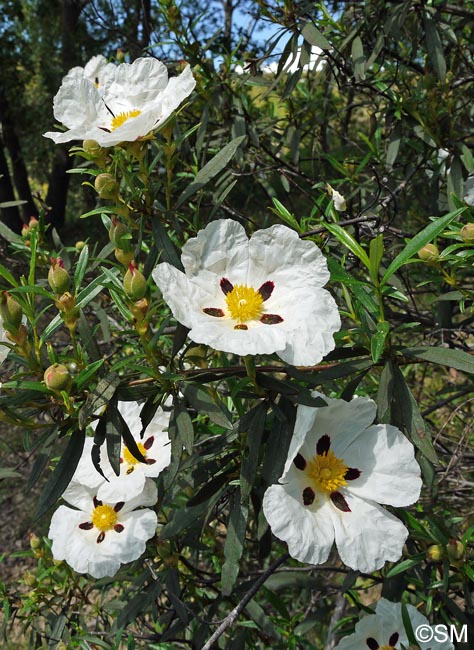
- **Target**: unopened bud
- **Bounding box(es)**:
[44,363,72,392]
[130,297,150,322]
[115,248,134,266]
[75,241,86,252]
[23,571,36,586]
[56,292,76,313]
[116,48,125,63]
[460,223,474,243]
[83,140,105,158]
[21,223,29,237]
[29,532,41,550]
[95,173,119,199]
[48,258,70,294]
[123,262,147,299]
[326,183,347,212]
[418,243,439,262]
[0,292,23,331]
[447,539,465,563]
[28,217,39,229]
[426,544,444,562]
[109,218,131,249]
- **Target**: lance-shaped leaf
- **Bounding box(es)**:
[78,372,121,430]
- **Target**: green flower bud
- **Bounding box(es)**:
[123,262,147,299]
[130,296,150,322]
[460,223,474,243]
[116,48,125,63]
[29,532,41,550]
[83,140,105,157]
[109,217,131,250]
[44,363,72,392]
[0,291,23,331]
[418,243,439,262]
[95,173,119,199]
[48,258,70,294]
[75,241,86,252]
[115,248,134,266]
[447,539,465,563]
[426,544,444,562]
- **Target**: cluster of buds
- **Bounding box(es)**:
[426,538,465,567]
[21,216,40,246]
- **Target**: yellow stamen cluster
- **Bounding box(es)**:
[111,109,142,130]
[123,442,147,467]
[306,450,348,494]
[91,504,118,531]
[225,285,264,323]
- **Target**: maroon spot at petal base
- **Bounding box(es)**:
[114,524,124,533]
[203,307,225,317]
[234,324,248,330]
[260,314,283,325]
[144,436,154,450]
[302,487,315,506]
[389,632,399,646]
[220,277,234,295]
[79,521,93,530]
[366,639,379,650]
[330,491,351,512]
[293,453,307,470]
[258,281,274,301]
[93,496,102,508]
[114,502,125,512]
[345,467,361,481]
[96,531,105,544]
[316,434,331,456]
[146,458,157,465]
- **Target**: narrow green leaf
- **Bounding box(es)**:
[183,382,232,428]
[402,345,474,375]
[423,10,446,83]
[173,399,194,453]
[177,135,246,207]
[117,578,162,629]
[240,402,267,502]
[74,243,89,291]
[0,263,19,287]
[301,22,331,50]
[35,429,85,519]
[324,223,371,270]
[0,221,22,243]
[351,36,366,81]
[382,208,466,284]
[78,373,121,430]
[370,321,390,363]
[151,219,183,270]
[222,489,248,596]
[377,362,394,422]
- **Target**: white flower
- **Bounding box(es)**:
[44,56,196,147]
[74,400,171,502]
[48,477,157,578]
[0,322,9,366]
[326,183,347,211]
[334,598,453,650]
[152,219,340,366]
[262,394,422,572]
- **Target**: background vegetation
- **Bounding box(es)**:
[1,0,474,648]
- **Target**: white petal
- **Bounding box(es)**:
[263,484,334,565]
[61,479,97,511]
[52,77,102,130]
[248,224,331,289]
[0,322,10,365]
[121,477,158,512]
[343,424,422,507]
[157,65,197,122]
[332,495,409,572]
[181,219,250,290]
[334,610,386,650]
[71,437,108,489]
[105,58,169,110]
[97,467,146,503]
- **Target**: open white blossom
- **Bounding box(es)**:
[48,477,157,578]
[334,598,453,650]
[152,219,340,366]
[44,56,196,147]
[263,394,422,573]
[74,400,171,502]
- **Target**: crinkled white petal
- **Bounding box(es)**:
[51,77,103,130]
[263,484,334,566]
[331,495,409,572]
[71,437,105,490]
[48,504,157,579]
[181,219,250,289]
[335,599,454,650]
[341,424,422,507]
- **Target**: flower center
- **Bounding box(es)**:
[306,449,348,494]
[123,442,146,466]
[111,109,142,130]
[225,284,264,323]
[91,504,118,531]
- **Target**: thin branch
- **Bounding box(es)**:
[201,553,290,650]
